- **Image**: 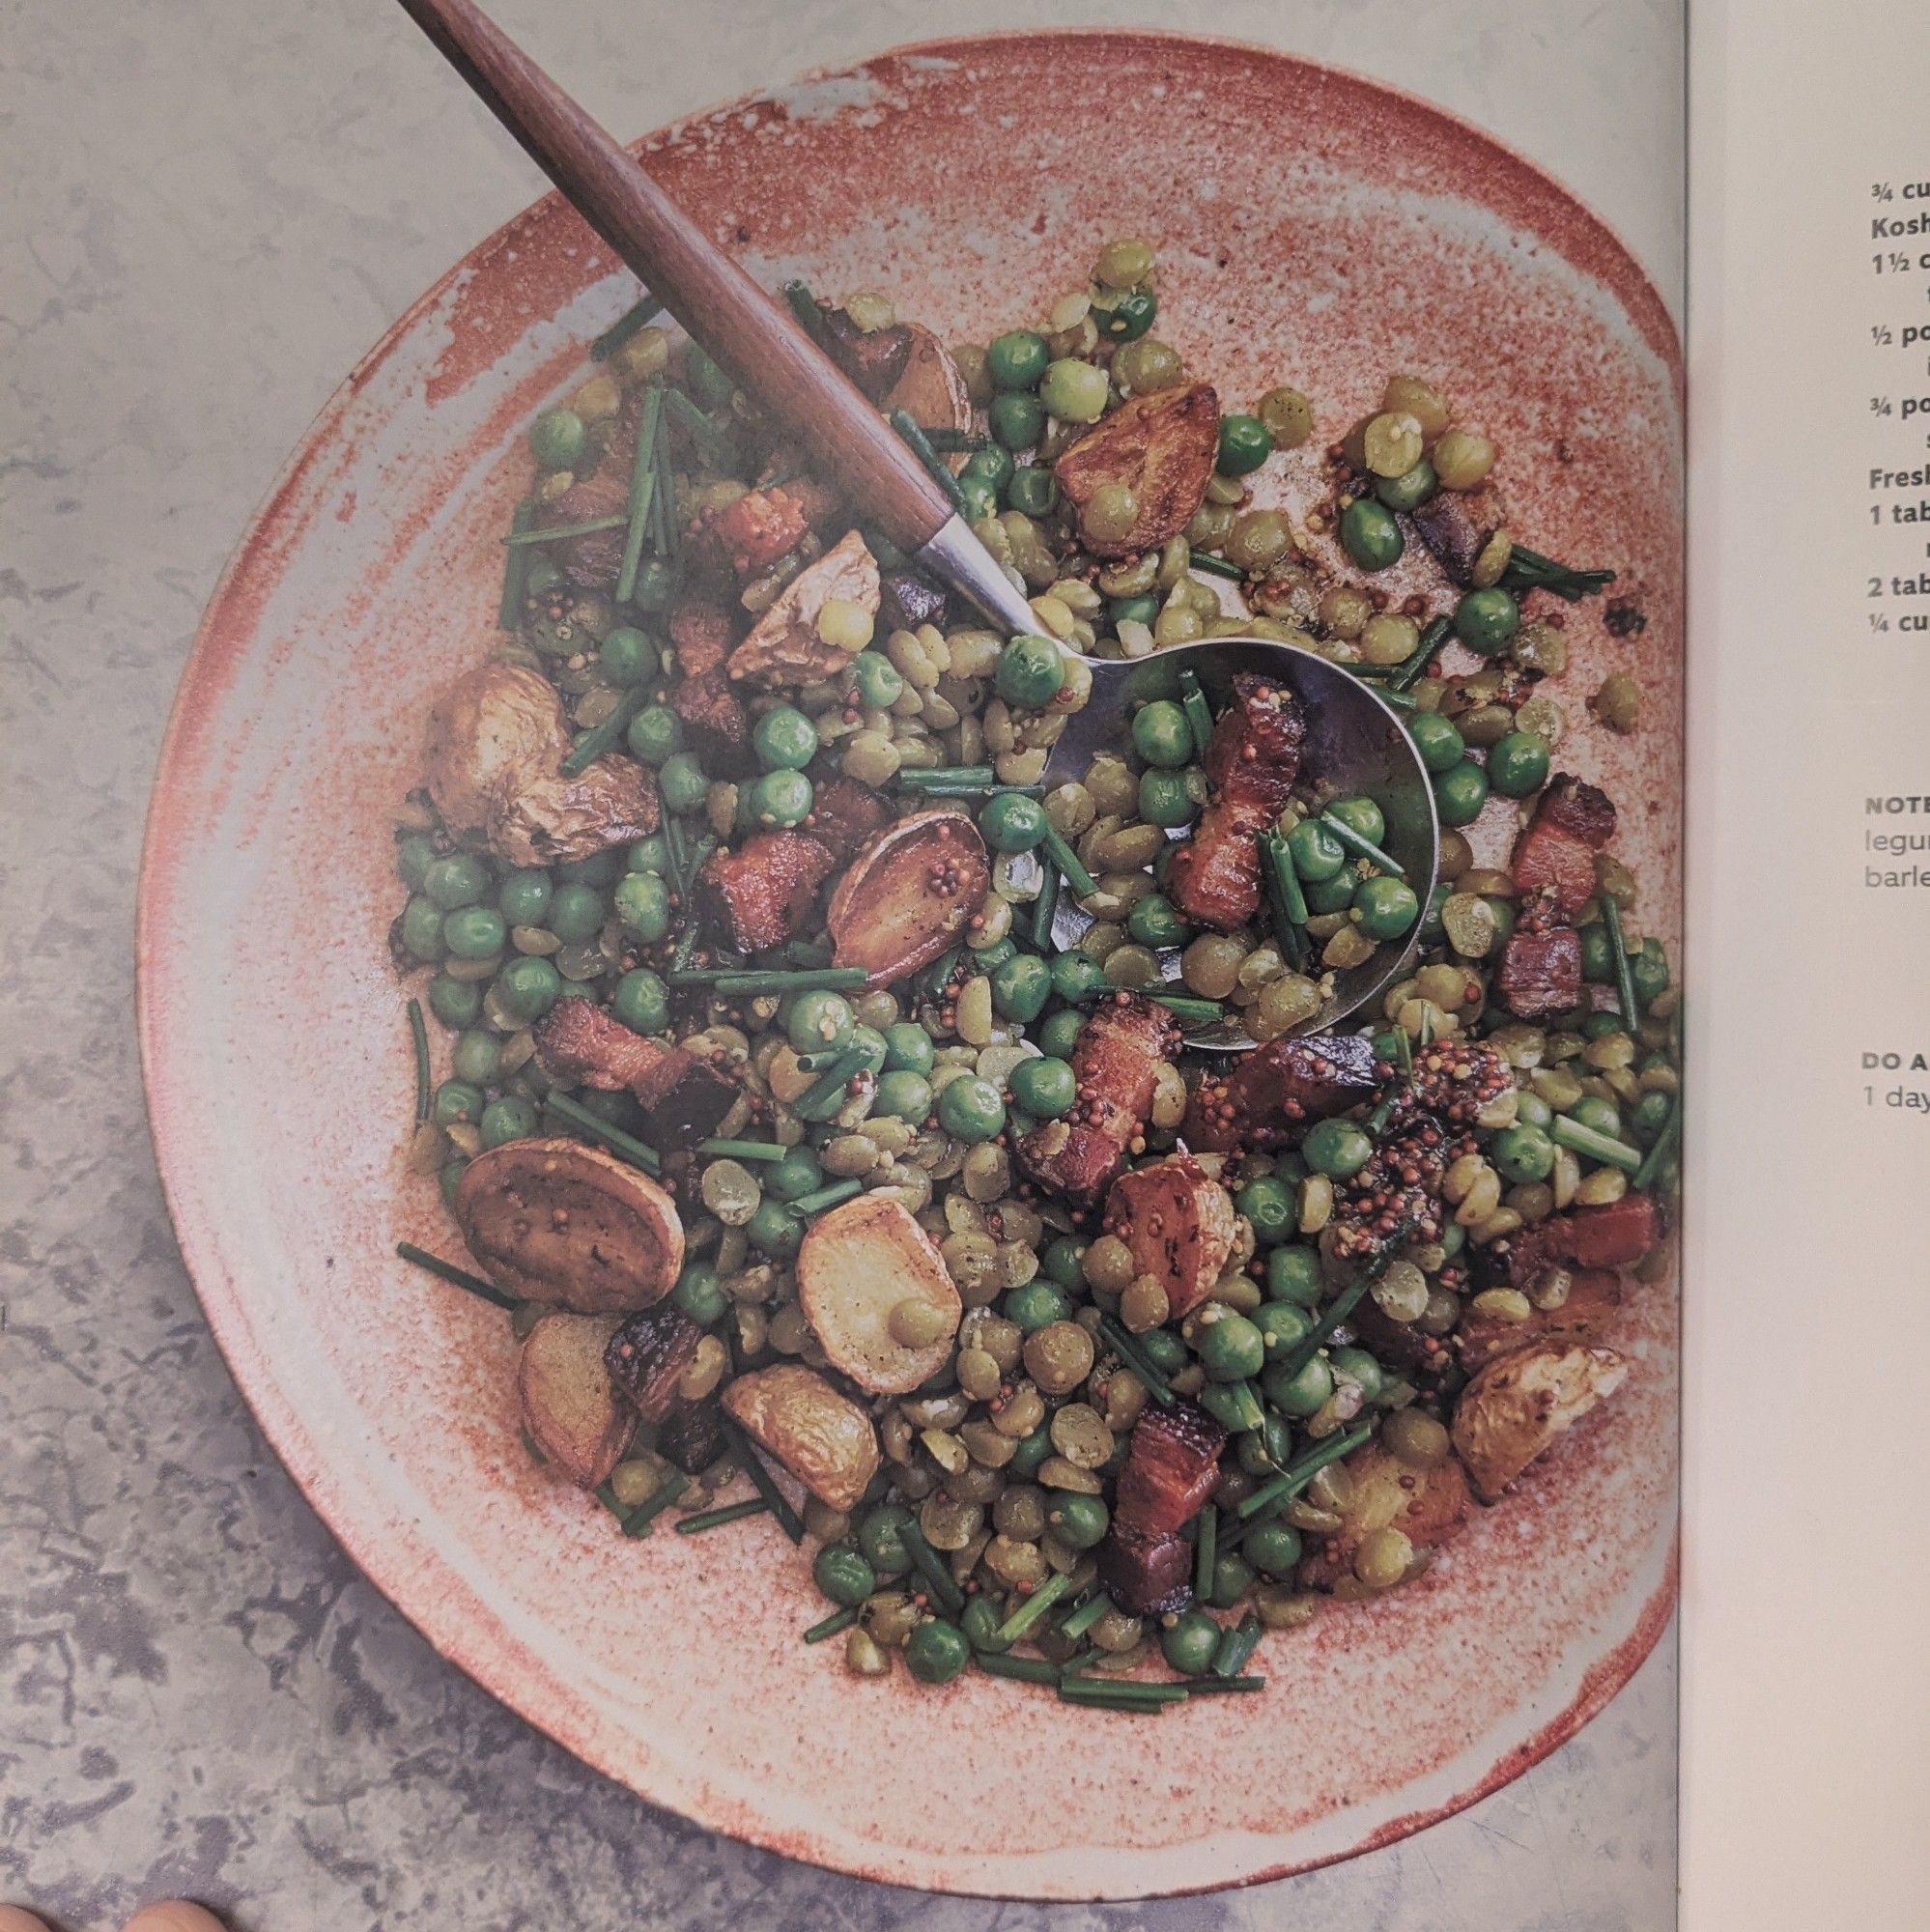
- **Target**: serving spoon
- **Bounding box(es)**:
[393,0,1438,1039]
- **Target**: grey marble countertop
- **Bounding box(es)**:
[1,1,1679,1924]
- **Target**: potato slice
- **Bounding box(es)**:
[797,1195,962,1395]
[825,808,990,985]
[725,529,879,689]
[881,325,972,462]
[1452,1340,1629,1504]
[723,1364,881,1513]
[518,1312,632,1489]
[1101,1154,1237,1321]
[453,1138,683,1314]
[1456,1266,1623,1372]
[1052,382,1220,557]
[1295,1444,1469,1588]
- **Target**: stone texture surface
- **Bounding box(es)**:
[0,0,1681,1925]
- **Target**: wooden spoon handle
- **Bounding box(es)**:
[394,0,954,554]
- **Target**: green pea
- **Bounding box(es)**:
[752,705,819,773]
[496,954,562,1023]
[1216,412,1274,475]
[1161,1609,1222,1677]
[400,895,447,962]
[747,1199,804,1260]
[1008,1055,1076,1119]
[994,634,1065,708]
[432,1078,484,1127]
[657,751,709,814]
[956,472,1000,524]
[1263,1352,1334,1419]
[1488,730,1550,798]
[627,555,678,614]
[1036,1008,1085,1059]
[1579,923,1614,983]
[1235,1176,1298,1246]
[1004,462,1057,513]
[1325,796,1385,844]
[904,1616,971,1685]
[1049,950,1107,1004]
[612,870,670,943]
[1571,1094,1623,1139]
[427,973,483,1029]
[1434,758,1490,828]
[682,341,734,410]
[1255,1300,1315,1351]
[846,1024,890,1075]
[574,1090,641,1130]
[1631,1090,1674,1147]
[1138,769,1198,829]
[1329,1347,1384,1405]
[1005,1279,1071,1334]
[1516,1090,1554,1131]
[1197,1311,1266,1381]
[1237,1411,1296,1478]
[1136,1328,1189,1377]
[979,792,1048,853]
[395,830,438,890]
[1126,894,1192,951]
[1491,1122,1556,1183]
[1354,875,1421,940]
[547,882,605,945]
[937,1075,1006,1144]
[443,905,506,960]
[1376,459,1437,512]
[986,328,1049,391]
[627,834,668,875]
[1584,1009,1627,1040]
[673,1261,727,1326]
[881,1022,935,1076]
[1405,710,1465,776]
[626,703,684,766]
[528,407,586,470]
[765,1145,825,1204]
[1131,699,1193,769]
[1303,1119,1374,1179]
[849,651,904,709]
[858,1503,915,1575]
[1632,938,1671,1006]
[1049,1492,1110,1551]
[1098,288,1157,341]
[749,769,814,830]
[497,868,553,927]
[611,967,668,1035]
[962,444,1015,493]
[479,1095,539,1150]
[873,1069,934,1122]
[524,555,564,599]
[1418,881,1451,947]
[1340,497,1405,571]
[1286,817,1348,882]
[960,1595,1012,1654]
[1039,357,1109,423]
[1008,1425,1053,1479]
[990,391,1046,452]
[787,990,854,1053]
[1453,587,1520,656]
[423,852,491,911]
[451,1028,502,1086]
[1042,1235,1089,1288]
[559,851,622,887]
[1244,1520,1304,1578]
[598,626,660,687]
[1304,869,1358,915]
[1207,1551,1257,1609]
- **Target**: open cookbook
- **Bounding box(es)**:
[128,0,1928,1921]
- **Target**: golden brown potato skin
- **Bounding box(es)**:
[880,326,972,455]
[722,1364,881,1512]
[825,808,990,985]
[1052,382,1220,556]
[796,1194,961,1395]
[1452,1341,1629,1503]
[424,661,658,866]
[517,1311,632,1489]
[1296,1445,1470,1589]
[1102,1154,1237,1321]
[453,1138,683,1314]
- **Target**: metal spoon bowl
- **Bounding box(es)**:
[1040,638,1439,1049]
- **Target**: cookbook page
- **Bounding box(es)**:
[1684,1,1930,1925]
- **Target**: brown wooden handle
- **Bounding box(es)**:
[394,0,953,554]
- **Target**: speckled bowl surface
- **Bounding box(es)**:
[138,31,1681,1900]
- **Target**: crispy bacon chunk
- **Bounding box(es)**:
[1409,486,1503,587]
[695,486,810,580]
[1101,1155,1238,1321]
[1537,775,1618,849]
[666,594,751,769]
[878,568,949,636]
[1511,775,1617,920]
[539,473,631,587]
[1166,676,1305,933]
[1459,1265,1624,1371]
[1503,1194,1661,1294]
[806,777,892,851]
[700,831,837,952]
[533,1001,738,1146]
[667,595,737,675]
[1495,923,1583,1019]
[604,1305,702,1423]
[1096,1523,1194,1617]
[1017,993,1181,1210]
[818,307,914,400]
[655,1399,724,1474]
[1183,1033,1383,1153]
[1329,1116,1455,1263]
[1113,1401,1228,1539]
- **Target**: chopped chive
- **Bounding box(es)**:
[1368,685,1417,711]
[898,1518,966,1615]
[674,1497,771,1535]
[790,1050,846,1073]
[394,1241,518,1312]
[789,1179,864,1217]
[696,1138,789,1162]
[1212,1612,1263,1679]
[497,499,536,626]
[1142,990,1227,1024]
[542,1090,664,1175]
[1366,1091,1401,1140]
[724,1424,806,1544]
[407,998,431,1123]
[1501,543,1615,604]
[922,428,990,453]
[590,293,663,360]
[976,1653,1062,1685]
[1632,1096,1682,1191]
[1603,895,1641,1030]
[670,965,868,995]
[792,1044,871,1122]
[1194,1504,1218,1601]
[1187,551,1245,581]
[1235,1419,1377,1522]
[1260,833,1310,973]
[500,513,631,546]
[671,923,701,974]
[1032,861,1062,952]
[895,780,1045,800]
[804,1605,861,1644]
[622,1473,690,1538]
[1056,1678,1186,1710]
[663,386,735,469]
[890,409,969,514]
[783,937,835,969]
[1262,1222,1416,1395]
[1549,1113,1643,1175]
[992,1570,1072,1645]
[1389,614,1451,693]
[1391,1026,1413,1076]
[897,764,996,789]
[1320,810,1406,879]
[652,410,679,560]
[615,377,666,604]
[1060,1591,1114,1640]
[781,279,826,343]
[595,1483,632,1524]
[1186,1673,1265,1694]
[560,685,650,779]
[1035,821,1096,902]
[1097,1315,1177,1407]
[1178,668,1216,763]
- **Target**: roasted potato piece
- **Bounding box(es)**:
[453,1138,683,1314]
[825,808,989,985]
[517,1312,632,1489]
[1457,1266,1623,1372]
[881,325,973,459]
[1452,1341,1629,1503]
[722,1364,881,1513]
[726,529,879,689]
[1102,1154,1237,1321]
[797,1195,962,1395]
[424,661,658,866]
[1296,1444,1470,1588]
[1052,382,1220,557]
